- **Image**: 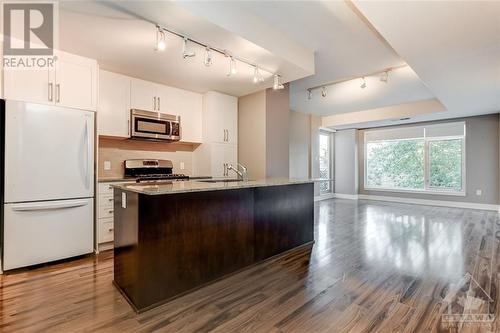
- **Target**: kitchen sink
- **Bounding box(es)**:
[197,179,249,183]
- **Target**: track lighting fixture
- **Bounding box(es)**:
[226,55,237,76]
[305,64,407,100]
[153,22,280,85]
[380,70,389,83]
[182,37,196,58]
[360,77,367,89]
[253,66,264,83]
[155,25,166,51]
[273,74,284,90]
[204,46,213,67]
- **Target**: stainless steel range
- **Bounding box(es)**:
[124,159,189,183]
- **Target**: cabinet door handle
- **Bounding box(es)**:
[224,129,227,142]
[108,228,114,232]
[108,198,113,202]
[108,210,114,214]
[153,97,157,110]
[48,83,53,101]
[226,129,229,143]
[56,84,60,103]
[127,119,130,136]
[158,97,160,111]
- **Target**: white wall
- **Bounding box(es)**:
[289,111,310,178]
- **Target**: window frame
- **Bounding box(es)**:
[363,126,466,196]
[318,130,334,195]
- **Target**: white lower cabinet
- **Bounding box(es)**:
[97,181,133,247]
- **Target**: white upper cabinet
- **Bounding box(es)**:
[98,70,130,137]
[130,78,156,112]
[203,91,238,145]
[156,85,202,143]
[55,52,98,111]
[101,73,202,142]
[3,51,97,111]
[4,66,54,105]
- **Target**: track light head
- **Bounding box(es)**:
[204,46,213,67]
[380,71,389,83]
[307,89,312,100]
[182,37,196,58]
[226,55,237,76]
[360,77,367,89]
[273,74,284,90]
[321,86,327,97]
[155,26,166,51]
[253,66,264,83]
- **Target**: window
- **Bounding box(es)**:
[364,122,465,195]
[319,132,333,194]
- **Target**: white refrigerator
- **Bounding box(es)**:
[2,100,94,270]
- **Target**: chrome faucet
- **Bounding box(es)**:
[227,163,248,181]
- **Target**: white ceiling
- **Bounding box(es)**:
[227,1,435,116]
[353,0,500,118]
[58,1,314,97]
[57,0,500,124]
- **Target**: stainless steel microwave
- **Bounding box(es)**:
[130,109,181,141]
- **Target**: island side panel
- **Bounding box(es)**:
[254,183,314,261]
[135,188,255,310]
[113,189,140,308]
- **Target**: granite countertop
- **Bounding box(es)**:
[98,176,212,183]
[111,178,314,195]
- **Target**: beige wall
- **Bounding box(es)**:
[238,86,291,179]
[238,90,267,179]
[266,85,290,178]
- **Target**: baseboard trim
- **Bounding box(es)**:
[358,194,499,211]
[314,193,335,202]
[333,193,359,200]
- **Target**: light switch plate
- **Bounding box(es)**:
[180,162,185,170]
[104,160,111,171]
[122,192,127,208]
[476,189,482,196]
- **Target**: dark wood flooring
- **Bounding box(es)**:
[1,199,499,332]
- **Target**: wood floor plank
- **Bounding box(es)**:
[1,199,499,332]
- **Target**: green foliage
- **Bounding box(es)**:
[366,139,425,189]
[366,138,463,191]
[429,139,462,190]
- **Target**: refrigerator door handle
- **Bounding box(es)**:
[11,200,89,212]
[84,117,91,189]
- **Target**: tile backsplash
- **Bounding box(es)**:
[98,138,199,179]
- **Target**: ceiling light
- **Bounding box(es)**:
[253,66,264,83]
[360,77,367,89]
[380,71,389,83]
[307,89,312,100]
[321,86,327,97]
[182,37,196,58]
[226,56,237,76]
[204,46,213,67]
[273,74,284,90]
[155,26,166,51]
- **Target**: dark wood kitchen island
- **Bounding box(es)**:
[112,179,314,312]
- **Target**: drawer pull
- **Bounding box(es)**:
[108,210,114,214]
[108,228,114,232]
[108,186,113,190]
[108,198,113,202]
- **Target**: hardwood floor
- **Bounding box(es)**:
[1,198,499,332]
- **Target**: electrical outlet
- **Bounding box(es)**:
[104,160,111,171]
[180,162,185,170]
[476,189,482,196]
